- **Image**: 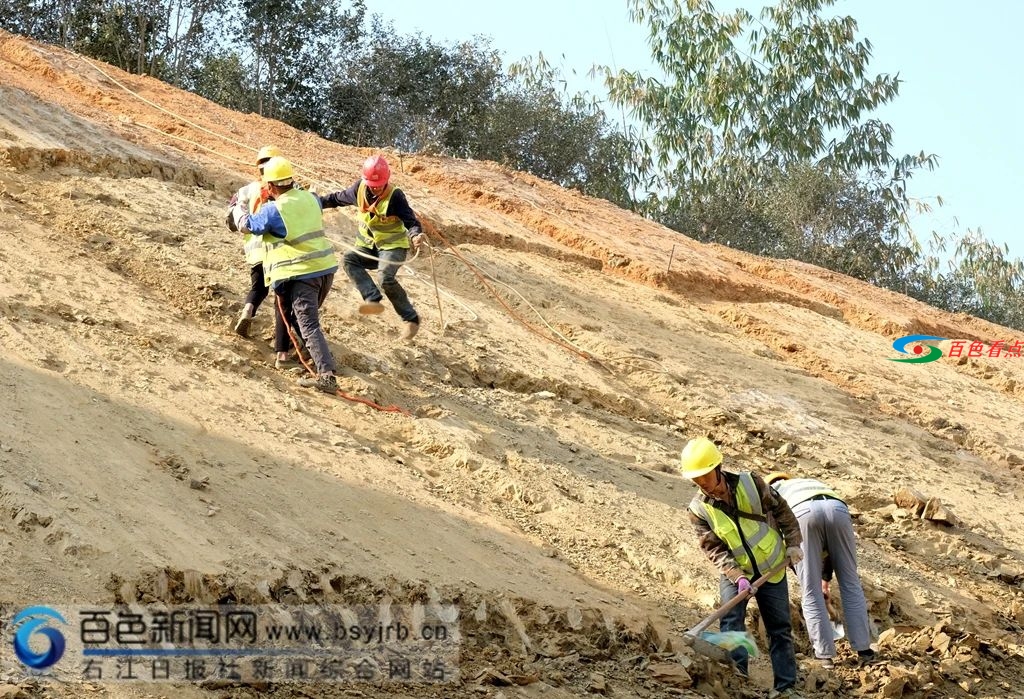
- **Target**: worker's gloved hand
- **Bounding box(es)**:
[787,546,804,566]
[736,577,752,594]
[319,194,338,209]
[225,206,238,232]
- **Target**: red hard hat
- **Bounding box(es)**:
[361,155,390,188]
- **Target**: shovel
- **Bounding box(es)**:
[682,560,791,665]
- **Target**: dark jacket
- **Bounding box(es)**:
[319,180,421,232]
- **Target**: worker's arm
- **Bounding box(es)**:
[239,202,287,240]
[385,188,422,232]
[756,474,803,549]
[689,507,746,583]
[318,181,360,209]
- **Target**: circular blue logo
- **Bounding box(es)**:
[12,606,67,669]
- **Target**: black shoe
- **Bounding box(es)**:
[297,374,337,394]
[857,649,883,666]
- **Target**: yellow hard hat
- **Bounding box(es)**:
[679,437,723,479]
[766,471,792,485]
[257,145,282,165]
[261,156,294,185]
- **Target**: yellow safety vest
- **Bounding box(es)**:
[356,183,409,250]
[689,472,787,583]
[262,189,337,288]
[773,478,841,507]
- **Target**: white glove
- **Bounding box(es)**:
[410,233,425,250]
[786,546,804,566]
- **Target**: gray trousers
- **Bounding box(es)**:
[275,274,336,375]
[792,498,872,658]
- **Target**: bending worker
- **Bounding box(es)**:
[766,472,879,668]
[680,437,803,698]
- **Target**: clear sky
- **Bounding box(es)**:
[369,0,1023,262]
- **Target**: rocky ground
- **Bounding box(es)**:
[0,29,1022,699]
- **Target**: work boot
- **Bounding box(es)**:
[818,657,835,670]
[359,301,386,315]
[233,312,252,338]
[856,649,883,666]
[275,357,300,370]
[297,374,338,394]
[401,321,419,341]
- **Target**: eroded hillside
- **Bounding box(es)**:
[1,30,1023,699]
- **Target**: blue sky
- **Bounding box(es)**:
[371,0,1023,262]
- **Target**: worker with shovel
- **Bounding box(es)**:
[680,437,803,698]
[767,472,880,669]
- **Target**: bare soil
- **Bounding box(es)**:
[1,30,1022,699]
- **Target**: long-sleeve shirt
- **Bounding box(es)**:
[688,470,802,582]
[239,190,336,288]
[319,180,421,231]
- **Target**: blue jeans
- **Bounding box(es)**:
[343,246,418,323]
[719,574,797,691]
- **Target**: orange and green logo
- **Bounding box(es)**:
[889,334,946,363]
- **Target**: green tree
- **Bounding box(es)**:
[232,0,364,128]
[601,0,936,238]
[321,23,504,154]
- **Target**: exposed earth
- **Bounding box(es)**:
[1,29,1022,699]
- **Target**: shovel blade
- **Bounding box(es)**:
[683,633,735,665]
[832,621,845,640]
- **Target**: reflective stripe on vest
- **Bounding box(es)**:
[240,181,272,265]
[689,472,787,582]
[263,189,337,286]
[356,183,409,250]
[773,478,841,508]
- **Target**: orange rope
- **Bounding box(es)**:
[424,225,596,363]
[275,294,410,415]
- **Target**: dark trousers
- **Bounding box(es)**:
[244,263,269,314]
[719,574,798,691]
[343,246,418,322]
[272,274,336,374]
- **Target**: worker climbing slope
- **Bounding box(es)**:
[227,145,280,338]
[319,155,426,341]
[238,156,340,394]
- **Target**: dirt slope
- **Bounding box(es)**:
[1,30,1023,699]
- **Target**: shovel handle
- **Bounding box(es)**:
[687,560,790,638]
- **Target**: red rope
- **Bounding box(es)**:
[275,293,410,415]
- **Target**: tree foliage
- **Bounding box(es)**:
[602,0,937,223]
[3,0,1023,328]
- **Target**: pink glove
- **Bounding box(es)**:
[737,577,752,594]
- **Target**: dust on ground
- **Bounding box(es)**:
[1,29,1022,699]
